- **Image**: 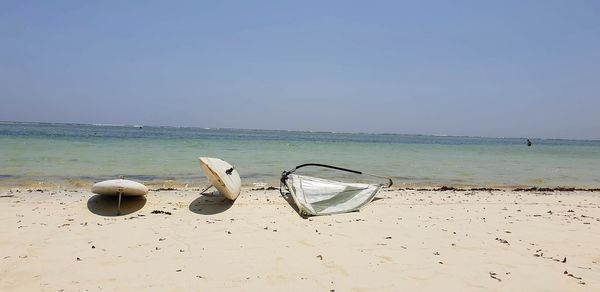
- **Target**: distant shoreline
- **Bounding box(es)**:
[2,120,599,142]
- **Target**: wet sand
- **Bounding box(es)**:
[1,187,599,291]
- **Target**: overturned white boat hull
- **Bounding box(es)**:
[199,157,241,200]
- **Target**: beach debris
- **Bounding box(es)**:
[151,210,172,215]
[158,238,166,241]
[76,257,82,261]
[317,255,323,260]
[470,187,501,191]
[513,187,600,192]
[151,187,177,191]
[176,269,182,272]
[436,186,459,191]
[251,186,278,191]
[385,236,392,239]
[91,245,95,249]
[564,270,582,280]
[489,272,502,282]
[495,238,510,245]
[562,257,567,263]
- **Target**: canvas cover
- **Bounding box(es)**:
[285,174,383,216]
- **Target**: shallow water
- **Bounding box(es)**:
[1,122,600,188]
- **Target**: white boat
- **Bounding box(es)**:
[92,179,148,197]
[199,157,241,200]
[91,179,148,214]
[280,163,392,216]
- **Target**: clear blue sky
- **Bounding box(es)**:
[1,1,599,139]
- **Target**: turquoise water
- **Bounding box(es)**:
[1,122,600,188]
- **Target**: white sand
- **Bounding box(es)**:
[1,187,599,291]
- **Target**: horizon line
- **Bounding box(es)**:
[1,119,599,142]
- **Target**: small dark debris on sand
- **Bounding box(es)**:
[151,210,172,215]
[489,272,502,282]
[151,187,177,191]
[251,186,278,191]
[513,187,600,192]
[470,187,501,191]
[495,238,509,245]
[408,186,502,192]
[564,270,583,280]
[435,186,462,191]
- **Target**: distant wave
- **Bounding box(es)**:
[92,123,143,128]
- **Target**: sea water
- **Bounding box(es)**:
[1,122,599,188]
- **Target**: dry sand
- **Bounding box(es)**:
[1,187,599,291]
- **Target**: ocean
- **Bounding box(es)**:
[1,122,599,188]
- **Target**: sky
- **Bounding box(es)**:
[1,1,599,139]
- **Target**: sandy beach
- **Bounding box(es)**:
[0,187,599,291]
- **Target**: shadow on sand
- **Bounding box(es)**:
[87,195,147,216]
[279,190,308,219]
[279,189,384,219]
[189,191,234,215]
